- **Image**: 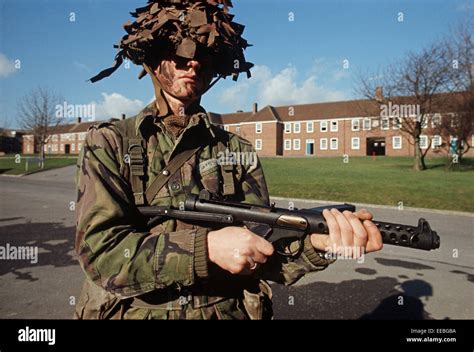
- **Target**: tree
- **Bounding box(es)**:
[17,87,62,161]
[357,43,452,171]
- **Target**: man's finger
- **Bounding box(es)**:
[354,208,373,221]
[331,209,354,254]
[323,209,342,251]
[363,220,384,253]
[343,211,368,257]
[255,237,274,257]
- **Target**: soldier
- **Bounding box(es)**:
[75,0,383,319]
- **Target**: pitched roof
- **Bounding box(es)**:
[211,92,464,124]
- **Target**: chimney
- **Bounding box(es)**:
[77,117,82,124]
[122,114,126,120]
[375,86,383,102]
[252,102,258,114]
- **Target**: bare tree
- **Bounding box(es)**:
[436,21,474,166]
[357,43,452,171]
[18,87,62,162]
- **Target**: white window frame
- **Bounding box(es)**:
[284,139,292,151]
[351,119,360,131]
[393,117,401,129]
[71,143,75,152]
[236,126,241,133]
[320,120,328,132]
[306,121,314,133]
[431,114,442,128]
[419,135,428,149]
[363,118,371,130]
[293,122,301,133]
[224,125,229,131]
[330,120,338,132]
[255,123,262,134]
[320,138,328,150]
[432,135,442,148]
[293,139,301,151]
[255,139,262,150]
[330,138,338,150]
[284,123,291,134]
[421,117,428,129]
[79,133,87,141]
[392,136,402,150]
[351,137,360,150]
[381,118,390,130]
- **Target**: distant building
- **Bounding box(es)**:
[21,94,473,158]
[209,93,474,158]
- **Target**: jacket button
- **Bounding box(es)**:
[162,170,170,176]
[170,182,181,191]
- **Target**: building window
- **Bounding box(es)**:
[236,126,241,133]
[320,120,328,132]
[26,145,30,152]
[381,118,390,130]
[432,135,442,148]
[224,125,229,131]
[330,120,338,132]
[305,139,315,155]
[255,123,262,134]
[351,119,360,131]
[432,114,442,128]
[255,139,262,150]
[79,133,87,141]
[393,136,402,149]
[71,144,75,152]
[284,139,292,151]
[393,117,401,129]
[306,121,314,133]
[320,138,328,150]
[330,138,338,150]
[419,135,428,149]
[294,122,301,133]
[285,123,291,133]
[351,137,360,150]
[52,135,58,142]
[363,118,371,130]
[293,139,301,151]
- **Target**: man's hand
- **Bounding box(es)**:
[310,208,383,258]
[207,227,274,274]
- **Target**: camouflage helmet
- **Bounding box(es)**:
[90,0,253,83]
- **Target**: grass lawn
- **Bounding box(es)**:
[0,155,77,175]
[261,156,474,213]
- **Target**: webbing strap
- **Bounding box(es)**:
[128,138,146,205]
[145,146,202,204]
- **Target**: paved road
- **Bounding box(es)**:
[0,166,473,319]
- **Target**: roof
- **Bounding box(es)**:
[210,92,464,124]
[23,121,98,135]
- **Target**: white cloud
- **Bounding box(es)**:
[73,61,90,71]
[90,92,145,120]
[217,63,348,110]
[0,53,17,78]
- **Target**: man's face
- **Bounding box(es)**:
[154,51,215,102]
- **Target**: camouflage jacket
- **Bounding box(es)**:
[75,101,333,319]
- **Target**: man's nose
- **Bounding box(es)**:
[187,59,201,71]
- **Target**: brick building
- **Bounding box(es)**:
[22,117,98,155]
[210,94,473,158]
[22,94,472,158]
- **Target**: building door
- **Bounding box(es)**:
[366,137,385,156]
[306,140,315,155]
[65,144,70,154]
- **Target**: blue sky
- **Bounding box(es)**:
[0,0,471,128]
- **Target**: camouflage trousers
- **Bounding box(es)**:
[74,279,273,320]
